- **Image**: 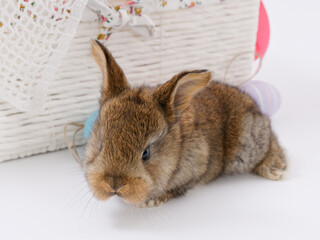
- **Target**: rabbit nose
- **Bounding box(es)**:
[106,176,125,194]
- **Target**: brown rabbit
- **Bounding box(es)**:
[84,40,287,207]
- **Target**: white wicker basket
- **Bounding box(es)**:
[0,0,260,162]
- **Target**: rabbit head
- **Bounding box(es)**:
[84,40,211,205]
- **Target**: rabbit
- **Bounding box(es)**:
[84,40,287,207]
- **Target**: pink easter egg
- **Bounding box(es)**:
[255,1,270,60]
[239,81,281,116]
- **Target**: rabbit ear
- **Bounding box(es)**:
[153,70,212,122]
[91,40,129,102]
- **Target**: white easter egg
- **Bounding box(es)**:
[239,80,281,116]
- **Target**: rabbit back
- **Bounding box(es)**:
[168,81,273,189]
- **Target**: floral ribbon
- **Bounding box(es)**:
[84,0,235,42]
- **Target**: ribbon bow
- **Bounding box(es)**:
[86,0,156,41]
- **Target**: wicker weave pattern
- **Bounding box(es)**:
[0,0,259,162]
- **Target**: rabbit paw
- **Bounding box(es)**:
[257,165,285,180]
[253,133,287,181]
[254,153,287,180]
[137,197,167,208]
[136,189,186,208]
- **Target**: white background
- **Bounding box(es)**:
[1,1,320,239]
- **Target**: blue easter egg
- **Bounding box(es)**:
[84,109,99,140]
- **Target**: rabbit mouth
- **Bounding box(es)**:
[112,179,150,204]
[87,172,150,204]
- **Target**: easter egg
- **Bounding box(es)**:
[84,109,99,140]
[239,81,281,116]
[255,1,270,60]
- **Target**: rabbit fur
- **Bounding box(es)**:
[84,40,287,207]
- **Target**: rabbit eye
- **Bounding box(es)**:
[142,146,150,162]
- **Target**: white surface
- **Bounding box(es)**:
[1,0,320,239]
